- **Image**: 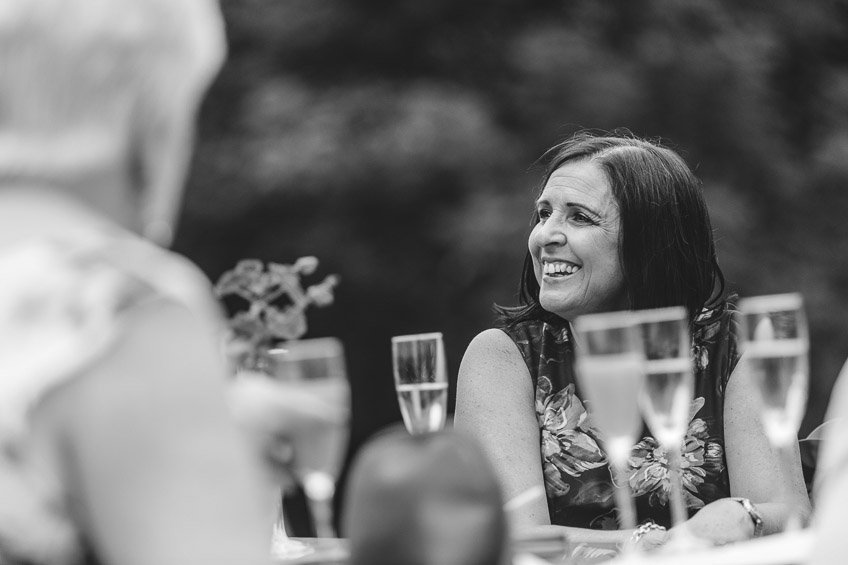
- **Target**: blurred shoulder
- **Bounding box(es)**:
[104,236,224,330]
[0,227,225,444]
[51,289,232,462]
[93,239,229,395]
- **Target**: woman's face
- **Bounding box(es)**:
[529,160,628,320]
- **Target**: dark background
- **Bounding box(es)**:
[173,0,848,522]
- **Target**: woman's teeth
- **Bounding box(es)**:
[543,262,580,276]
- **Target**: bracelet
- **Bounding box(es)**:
[730,497,764,538]
[630,520,667,545]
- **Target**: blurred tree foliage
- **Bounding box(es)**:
[174,0,848,518]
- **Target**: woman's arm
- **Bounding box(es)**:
[675,359,812,544]
[47,301,272,565]
[454,329,635,546]
[454,328,549,528]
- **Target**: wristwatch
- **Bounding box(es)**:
[730,497,764,538]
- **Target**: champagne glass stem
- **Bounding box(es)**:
[304,472,337,538]
[272,489,313,559]
[610,458,642,560]
[662,446,708,552]
[777,443,802,532]
[608,440,637,531]
[612,466,637,530]
[308,497,335,538]
[667,446,689,528]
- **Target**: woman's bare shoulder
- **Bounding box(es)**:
[464,327,522,358]
[457,327,532,400]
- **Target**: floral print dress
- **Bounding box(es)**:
[503,310,739,529]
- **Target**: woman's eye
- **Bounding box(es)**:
[537,208,552,220]
[571,211,594,225]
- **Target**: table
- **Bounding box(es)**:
[275,529,815,565]
[274,538,569,565]
[605,529,814,565]
[275,538,348,565]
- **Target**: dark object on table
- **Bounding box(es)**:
[342,427,510,565]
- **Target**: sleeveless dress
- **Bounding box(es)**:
[0,228,224,565]
[502,309,739,529]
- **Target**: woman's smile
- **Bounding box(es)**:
[542,259,582,277]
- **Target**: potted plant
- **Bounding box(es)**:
[214,256,339,375]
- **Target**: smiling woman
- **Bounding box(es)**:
[453,130,811,551]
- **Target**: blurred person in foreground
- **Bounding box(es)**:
[0,0,273,564]
[342,427,510,565]
[808,359,848,564]
[454,131,811,550]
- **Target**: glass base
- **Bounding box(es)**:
[271,524,314,560]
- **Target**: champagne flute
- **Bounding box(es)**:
[391,332,448,434]
[572,311,646,533]
[227,365,316,558]
[271,491,313,560]
[270,337,351,539]
[635,306,696,541]
[737,293,809,530]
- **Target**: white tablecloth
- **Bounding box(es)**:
[605,529,814,565]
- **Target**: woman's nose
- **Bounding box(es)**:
[535,217,567,247]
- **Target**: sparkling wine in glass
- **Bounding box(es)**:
[573,311,646,533]
[635,306,696,538]
[737,293,809,530]
[270,337,351,539]
[391,332,448,434]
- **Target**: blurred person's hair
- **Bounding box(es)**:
[0,0,225,239]
[498,129,728,328]
[343,426,510,565]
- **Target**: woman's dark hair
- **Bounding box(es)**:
[498,130,728,328]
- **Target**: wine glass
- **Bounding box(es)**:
[270,337,351,539]
[737,293,809,530]
[271,491,313,560]
[228,375,314,559]
[634,306,698,545]
[572,311,646,533]
[391,332,448,434]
